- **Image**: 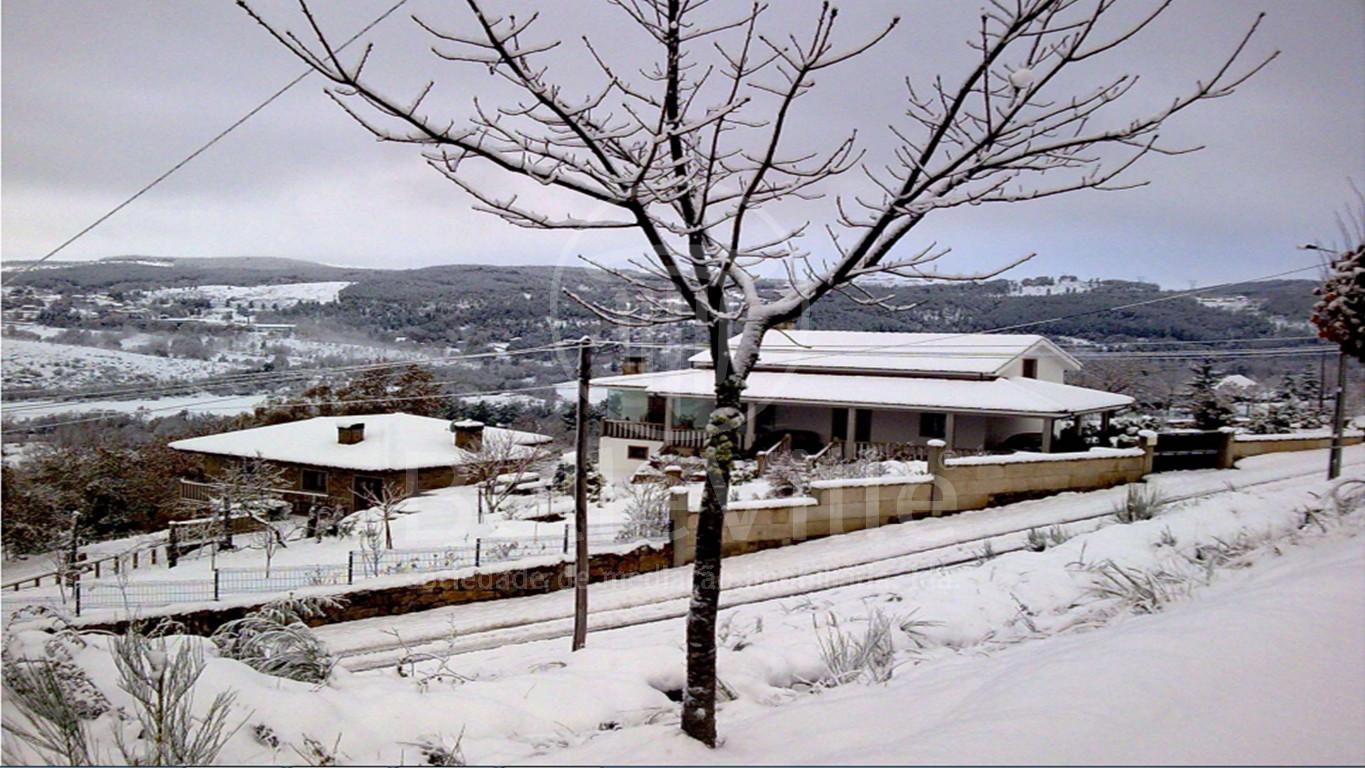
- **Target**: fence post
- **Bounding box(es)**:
[167,526,179,568]
[132,551,139,570]
[347,552,354,586]
[94,560,101,579]
[213,569,220,601]
[151,548,158,566]
[73,579,81,617]
[563,526,570,555]
[475,539,482,568]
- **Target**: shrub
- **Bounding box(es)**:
[811,610,896,687]
[1115,484,1163,523]
[616,483,671,542]
[211,595,342,684]
[1085,560,1188,614]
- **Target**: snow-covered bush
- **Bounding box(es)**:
[1115,484,1163,523]
[3,624,241,766]
[616,483,672,542]
[811,610,896,687]
[211,595,341,684]
[110,631,242,765]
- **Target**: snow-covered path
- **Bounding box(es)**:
[539,519,1365,765]
[321,445,1363,669]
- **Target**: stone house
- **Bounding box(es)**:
[170,412,553,513]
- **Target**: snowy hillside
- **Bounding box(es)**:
[1,338,242,390]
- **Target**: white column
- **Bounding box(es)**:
[944,412,957,451]
[1041,417,1055,453]
[744,402,757,451]
[845,406,858,459]
[663,397,674,446]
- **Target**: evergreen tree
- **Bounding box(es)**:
[1184,360,1234,430]
[1312,244,1365,363]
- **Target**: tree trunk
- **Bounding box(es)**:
[681,375,744,747]
[218,495,234,551]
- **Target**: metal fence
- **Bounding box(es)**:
[3,522,664,615]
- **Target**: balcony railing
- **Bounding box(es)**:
[179,479,334,509]
[603,419,707,449]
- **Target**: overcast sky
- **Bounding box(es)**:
[2,0,1362,286]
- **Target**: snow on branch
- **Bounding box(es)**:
[240,0,1275,373]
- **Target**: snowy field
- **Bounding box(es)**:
[0,392,269,423]
[3,453,1361,764]
[1,338,242,390]
[143,281,352,307]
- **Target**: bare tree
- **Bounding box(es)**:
[214,455,288,552]
[240,0,1274,745]
[357,480,409,550]
[458,433,553,521]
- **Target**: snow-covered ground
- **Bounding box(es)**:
[1,338,243,390]
[0,392,269,422]
[3,454,1360,765]
[143,282,352,307]
[0,480,642,604]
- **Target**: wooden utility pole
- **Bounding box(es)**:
[572,337,592,651]
[1328,349,1347,480]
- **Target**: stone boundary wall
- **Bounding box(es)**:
[77,544,671,637]
[671,436,1156,566]
[1231,432,1362,462]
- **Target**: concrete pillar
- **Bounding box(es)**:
[926,439,946,517]
[744,402,757,451]
[1139,430,1158,476]
[1100,411,1113,446]
[1041,418,1055,453]
[668,487,692,566]
[944,412,957,450]
[1216,426,1237,470]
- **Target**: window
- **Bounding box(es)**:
[627,445,650,460]
[920,412,947,439]
[301,469,328,493]
[1022,358,1038,379]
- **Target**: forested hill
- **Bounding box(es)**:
[313,269,1317,348]
[6,256,1318,347]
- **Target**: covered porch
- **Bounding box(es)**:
[597,369,1131,481]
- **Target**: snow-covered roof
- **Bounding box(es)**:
[169,413,553,472]
[687,330,1081,376]
[591,369,1132,417]
[1214,374,1259,391]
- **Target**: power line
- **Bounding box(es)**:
[15,0,411,273]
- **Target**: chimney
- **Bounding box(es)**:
[337,423,365,445]
[451,419,485,451]
[622,354,648,376]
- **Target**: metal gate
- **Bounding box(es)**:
[1152,431,1224,472]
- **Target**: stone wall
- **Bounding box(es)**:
[670,437,1154,566]
[79,544,672,637]
[1231,432,1362,462]
[934,437,1153,511]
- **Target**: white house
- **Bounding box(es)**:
[592,330,1133,482]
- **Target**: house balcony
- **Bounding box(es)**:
[178,479,335,513]
[602,419,707,450]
